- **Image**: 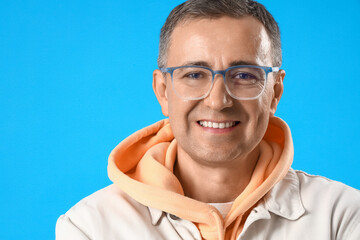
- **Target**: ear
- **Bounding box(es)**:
[269,69,285,116]
[153,69,169,117]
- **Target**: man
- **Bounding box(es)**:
[56,0,360,239]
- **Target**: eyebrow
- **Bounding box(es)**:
[179,60,259,68]
[180,61,211,68]
[229,60,259,67]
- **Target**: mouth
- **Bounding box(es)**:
[197,120,240,129]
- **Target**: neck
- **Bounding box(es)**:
[174,146,260,203]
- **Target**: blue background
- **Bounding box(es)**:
[1,0,359,239]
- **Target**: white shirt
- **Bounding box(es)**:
[56,169,360,240]
[208,202,233,219]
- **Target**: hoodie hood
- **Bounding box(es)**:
[108,116,293,240]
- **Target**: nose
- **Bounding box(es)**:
[203,74,233,110]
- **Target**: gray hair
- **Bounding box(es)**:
[157,0,282,68]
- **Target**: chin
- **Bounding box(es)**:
[193,147,245,166]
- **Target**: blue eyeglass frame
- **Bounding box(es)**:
[160,65,280,100]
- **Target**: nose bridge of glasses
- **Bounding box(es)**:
[212,70,227,82]
[208,69,232,99]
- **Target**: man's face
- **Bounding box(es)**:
[153,16,284,167]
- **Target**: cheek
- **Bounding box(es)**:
[167,95,183,119]
[254,93,273,132]
[242,92,272,133]
[166,94,194,128]
[243,96,271,120]
[256,87,273,116]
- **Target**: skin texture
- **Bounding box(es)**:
[153,16,285,203]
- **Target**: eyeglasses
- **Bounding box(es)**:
[160,65,280,100]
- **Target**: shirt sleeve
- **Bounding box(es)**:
[56,215,90,240]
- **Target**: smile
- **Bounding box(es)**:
[198,121,239,129]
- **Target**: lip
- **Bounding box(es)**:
[197,120,240,134]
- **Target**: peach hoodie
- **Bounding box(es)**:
[107,116,293,240]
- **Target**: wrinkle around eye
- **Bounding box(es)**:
[235,79,257,85]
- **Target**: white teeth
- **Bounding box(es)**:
[199,121,236,129]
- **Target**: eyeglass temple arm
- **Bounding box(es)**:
[159,68,173,74]
[269,66,280,73]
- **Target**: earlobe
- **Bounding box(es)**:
[270,69,285,115]
[153,69,169,117]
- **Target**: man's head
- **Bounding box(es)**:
[158,0,282,69]
[153,0,285,167]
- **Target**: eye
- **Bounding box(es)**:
[185,72,202,79]
[233,72,256,81]
[174,67,211,82]
[230,72,258,85]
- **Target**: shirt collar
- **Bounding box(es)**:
[262,168,305,220]
[148,206,164,225]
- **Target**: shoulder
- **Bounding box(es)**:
[294,170,360,204]
[66,184,142,212]
[263,169,360,239]
[56,184,153,239]
[64,184,148,218]
[294,170,360,238]
[263,169,359,220]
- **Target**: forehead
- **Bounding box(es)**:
[167,16,272,67]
